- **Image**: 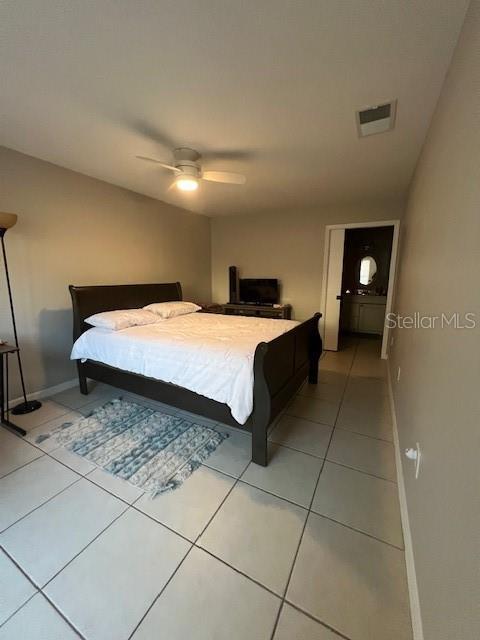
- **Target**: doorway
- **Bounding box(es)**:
[320,220,400,359]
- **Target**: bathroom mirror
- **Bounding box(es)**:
[359,255,377,286]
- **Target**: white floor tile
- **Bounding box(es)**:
[350,358,387,379]
[202,424,251,478]
[322,358,354,374]
[344,375,389,401]
[312,462,403,547]
[135,465,235,541]
[51,382,115,410]
[45,508,190,640]
[0,337,411,639]
[336,397,393,441]
[286,396,339,426]
[1,479,127,586]
[317,369,348,388]
[269,414,332,458]
[341,390,391,413]
[0,551,36,625]
[87,467,144,504]
[274,603,339,640]
[242,443,322,508]
[327,429,396,481]
[0,429,42,478]
[297,380,345,403]
[0,593,81,639]
[24,411,83,453]
[199,482,306,595]
[287,513,411,640]
[131,547,280,640]
[0,457,78,531]
[8,401,71,432]
[355,338,382,355]
[49,447,96,475]
[319,352,353,374]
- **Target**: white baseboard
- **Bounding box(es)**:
[387,367,424,640]
[9,378,78,408]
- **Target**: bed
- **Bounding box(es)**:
[69,282,322,466]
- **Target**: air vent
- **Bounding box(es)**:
[356,100,397,137]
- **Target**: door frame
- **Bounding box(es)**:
[320,219,401,360]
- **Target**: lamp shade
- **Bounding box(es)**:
[0,213,18,230]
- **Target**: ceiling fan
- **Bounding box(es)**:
[136,147,246,191]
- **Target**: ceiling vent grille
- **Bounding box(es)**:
[356,100,397,137]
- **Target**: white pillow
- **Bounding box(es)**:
[85,309,160,331]
[143,301,201,319]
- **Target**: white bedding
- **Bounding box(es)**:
[71,312,298,424]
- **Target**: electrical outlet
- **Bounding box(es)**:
[397,366,401,382]
[405,443,422,478]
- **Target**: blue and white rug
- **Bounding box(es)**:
[36,398,228,497]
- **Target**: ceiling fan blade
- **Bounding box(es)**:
[201,150,252,162]
[135,156,180,172]
[202,171,246,185]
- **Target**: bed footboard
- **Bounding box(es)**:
[250,312,322,465]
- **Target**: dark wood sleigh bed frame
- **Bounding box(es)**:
[69,282,322,466]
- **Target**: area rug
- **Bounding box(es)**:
[35,398,228,497]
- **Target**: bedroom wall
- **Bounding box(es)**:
[0,145,211,397]
[211,200,404,320]
[388,2,480,639]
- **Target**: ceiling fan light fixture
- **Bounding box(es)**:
[175,176,199,191]
[136,148,246,190]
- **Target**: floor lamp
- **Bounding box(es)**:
[0,212,41,415]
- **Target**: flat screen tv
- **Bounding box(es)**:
[239,279,279,305]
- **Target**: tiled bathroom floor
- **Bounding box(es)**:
[0,337,412,640]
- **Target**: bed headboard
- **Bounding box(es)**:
[69,282,183,341]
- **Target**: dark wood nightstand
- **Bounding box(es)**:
[197,303,224,314]
[223,303,292,320]
[0,344,26,436]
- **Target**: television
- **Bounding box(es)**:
[239,278,279,306]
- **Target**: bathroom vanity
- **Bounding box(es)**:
[340,294,387,335]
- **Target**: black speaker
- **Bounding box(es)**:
[229,266,239,303]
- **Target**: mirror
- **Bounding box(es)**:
[359,256,377,286]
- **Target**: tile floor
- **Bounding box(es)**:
[0,337,412,640]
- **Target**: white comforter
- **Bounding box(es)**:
[70,312,298,424]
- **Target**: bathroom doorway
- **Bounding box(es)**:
[320,220,400,359]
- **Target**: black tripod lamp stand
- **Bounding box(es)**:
[0,212,41,416]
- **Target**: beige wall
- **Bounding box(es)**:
[211,201,404,321]
[389,2,480,639]
[0,146,211,397]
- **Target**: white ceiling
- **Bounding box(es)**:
[0,1,468,216]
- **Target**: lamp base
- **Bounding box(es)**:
[11,400,42,415]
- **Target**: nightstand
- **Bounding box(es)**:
[223,303,292,320]
[0,344,26,436]
[197,303,224,314]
